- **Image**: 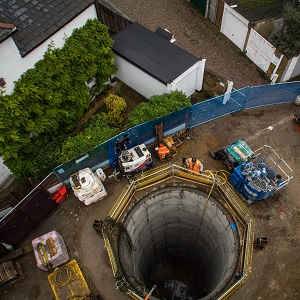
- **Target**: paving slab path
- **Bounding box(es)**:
[109,0,269,88]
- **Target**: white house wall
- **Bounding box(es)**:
[114,55,205,99]
[114,54,168,99]
[170,60,206,96]
[0,157,11,188]
[0,5,97,95]
[290,55,300,80]
[221,4,249,50]
[196,59,206,91]
[281,55,300,82]
[170,66,197,97]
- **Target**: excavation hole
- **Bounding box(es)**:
[118,185,240,300]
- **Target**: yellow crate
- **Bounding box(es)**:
[48,259,90,300]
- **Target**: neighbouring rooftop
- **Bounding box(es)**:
[0,0,94,56]
[112,23,201,85]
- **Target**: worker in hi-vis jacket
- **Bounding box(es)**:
[185,157,203,173]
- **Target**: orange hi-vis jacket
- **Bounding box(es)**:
[186,158,203,173]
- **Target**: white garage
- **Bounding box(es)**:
[221,4,249,50]
[112,23,206,99]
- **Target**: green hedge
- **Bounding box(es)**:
[127,90,191,126]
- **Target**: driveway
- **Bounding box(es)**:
[108,0,269,89]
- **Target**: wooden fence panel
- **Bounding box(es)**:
[97,3,133,34]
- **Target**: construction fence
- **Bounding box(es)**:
[53,82,300,185]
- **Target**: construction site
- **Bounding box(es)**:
[1,101,300,300]
[1,0,300,298]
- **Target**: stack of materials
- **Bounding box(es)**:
[32,231,69,271]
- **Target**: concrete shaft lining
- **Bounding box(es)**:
[119,185,240,300]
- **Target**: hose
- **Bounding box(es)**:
[49,262,94,300]
[50,264,76,287]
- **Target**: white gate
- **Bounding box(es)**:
[221,4,249,50]
[246,29,276,73]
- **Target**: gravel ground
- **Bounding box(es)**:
[108,0,269,88]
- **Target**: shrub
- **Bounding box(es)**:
[127,90,191,126]
[102,94,127,128]
[30,135,67,179]
[59,115,120,163]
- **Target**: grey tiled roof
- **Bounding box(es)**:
[0,0,94,56]
[0,27,14,42]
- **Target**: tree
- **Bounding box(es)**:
[272,2,300,57]
[127,91,191,126]
[0,19,117,179]
[29,135,68,180]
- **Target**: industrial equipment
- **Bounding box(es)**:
[0,260,24,289]
[51,185,68,204]
[155,136,177,161]
[209,139,254,170]
[210,141,293,202]
[32,231,69,271]
[254,236,268,250]
[294,110,300,124]
[115,135,154,176]
[154,122,184,161]
[294,95,300,123]
[70,168,107,206]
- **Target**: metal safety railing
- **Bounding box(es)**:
[216,182,255,300]
[108,163,218,220]
[103,163,255,300]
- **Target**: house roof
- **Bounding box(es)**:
[0,22,17,43]
[224,0,294,23]
[0,0,94,57]
[112,23,201,85]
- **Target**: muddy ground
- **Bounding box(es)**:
[2,102,300,300]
